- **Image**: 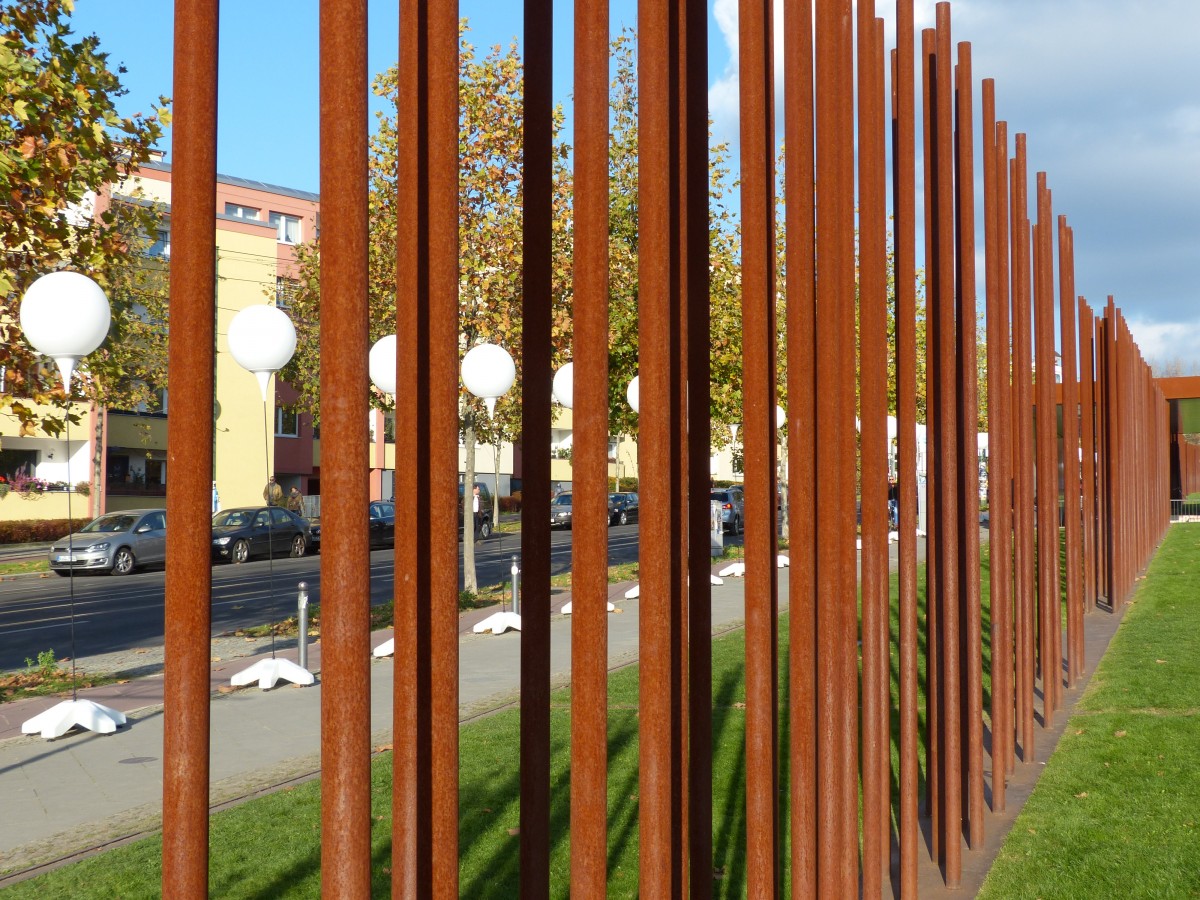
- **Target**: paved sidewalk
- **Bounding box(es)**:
[0,561,776,877]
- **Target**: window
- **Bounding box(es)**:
[149,228,170,258]
[224,202,260,221]
[269,211,302,244]
[275,276,300,310]
[276,407,300,437]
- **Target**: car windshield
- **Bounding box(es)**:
[80,514,138,534]
[711,492,729,502]
[554,494,572,506]
[213,510,252,527]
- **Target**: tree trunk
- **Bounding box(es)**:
[91,408,106,518]
[463,416,478,594]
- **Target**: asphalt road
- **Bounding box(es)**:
[0,524,654,672]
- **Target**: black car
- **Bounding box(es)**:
[550,492,573,529]
[459,481,494,539]
[369,500,396,548]
[212,506,311,563]
[609,492,639,526]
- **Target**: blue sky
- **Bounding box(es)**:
[72,0,1200,366]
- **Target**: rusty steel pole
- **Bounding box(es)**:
[739,0,780,891]
[954,41,984,851]
[815,0,858,891]
[993,119,1015,785]
[891,0,919,892]
[857,4,889,896]
[982,89,1013,813]
[568,0,608,892]
[785,0,817,890]
[638,0,680,893]
[1059,220,1084,686]
[522,0,555,892]
[934,6,963,883]
[1011,135,1036,762]
[319,1,372,894]
[919,26,941,839]
[1078,298,1097,614]
[682,0,714,892]
[162,0,218,893]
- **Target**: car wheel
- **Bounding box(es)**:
[478,519,492,539]
[736,515,744,535]
[290,534,307,558]
[112,547,135,575]
[232,539,250,564]
[619,510,628,526]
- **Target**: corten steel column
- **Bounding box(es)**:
[739,0,779,891]
[1078,298,1097,614]
[1096,312,1111,604]
[994,119,1015,782]
[1033,177,1059,721]
[982,91,1013,812]
[815,0,857,892]
[858,5,889,896]
[638,0,681,893]
[682,0,714,892]
[919,26,941,837]
[933,7,963,882]
[1010,136,1036,762]
[785,0,817,890]
[162,0,217,893]
[522,0,554,891]
[1058,220,1084,686]
[569,0,608,892]
[953,41,984,851]
[890,1,920,892]
[319,1,372,894]
[394,0,425,891]
[417,0,462,892]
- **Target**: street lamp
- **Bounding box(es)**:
[226,304,314,690]
[549,361,616,616]
[463,343,520,634]
[368,334,399,658]
[19,271,125,739]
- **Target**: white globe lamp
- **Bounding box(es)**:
[776,404,786,430]
[20,271,111,389]
[626,375,639,414]
[369,334,398,396]
[552,362,574,409]
[461,343,515,418]
[228,305,297,399]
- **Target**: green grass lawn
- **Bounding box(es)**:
[979,523,1200,899]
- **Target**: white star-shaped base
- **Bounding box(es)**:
[472,611,523,635]
[710,574,724,585]
[777,554,790,567]
[373,639,395,658]
[559,600,616,615]
[718,562,746,578]
[624,584,640,599]
[22,699,127,740]
[230,657,315,690]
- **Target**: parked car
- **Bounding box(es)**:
[307,501,393,553]
[212,506,311,563]
[49,508,167,576]
[550,491,573,529]
[459,481,494,539]
[711,487,745,534]
[609,492,639,526]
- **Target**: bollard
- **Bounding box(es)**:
[297,581,310,671]
[511,555,520,616]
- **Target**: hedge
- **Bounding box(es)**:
[0,519,79,544]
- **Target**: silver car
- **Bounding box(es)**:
[48,508,167,576]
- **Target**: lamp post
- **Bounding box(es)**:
[463,343,519,634]
[19,271,127,739]
[368,334,399,658]
[548,361,616,616]
[226,304,314,690]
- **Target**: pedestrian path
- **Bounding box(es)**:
[0,566,771,877]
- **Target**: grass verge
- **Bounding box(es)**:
[0,559,50,577]
[979,523,1200,898]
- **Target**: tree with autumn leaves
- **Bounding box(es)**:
[2,0,170,498]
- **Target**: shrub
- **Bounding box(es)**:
[499,495,521,513]
[74,481,91,497]
[0,518,81,544]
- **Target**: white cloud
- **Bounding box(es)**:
[1125,318,1200,373]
